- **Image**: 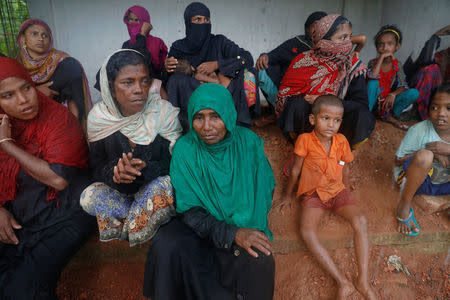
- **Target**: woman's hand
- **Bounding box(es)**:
[113,153,146,184]
[0,207,22,244]
[140,22,152,36]
[382,93,396,111]
[36,82,59,98]
[304,94,319,104]
[234,228,272,258]
[165,57,178,73]
[196,61,218,75]
[255,54,269,71]
[0,114,11,141]
[426,141,450,156]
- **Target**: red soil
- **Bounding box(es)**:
[57,121,450,299]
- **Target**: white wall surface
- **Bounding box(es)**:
[27,0,450,102]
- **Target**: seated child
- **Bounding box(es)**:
[367,25,419,130]
[395,83,450,236]
[279,95,378,300]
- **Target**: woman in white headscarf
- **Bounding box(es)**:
[80,49,182,246]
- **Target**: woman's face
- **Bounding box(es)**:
[21,24,50,57]
[330,23,352,43]
[113,63,151,117]
[127,11,139,24]
[0,77,39,120]
[192,108,227,144]
[190,15,210,24]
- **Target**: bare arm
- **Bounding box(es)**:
[370,53,390,79]
[351,34,366,54]
[67,100,80,120]
[277,155,304,212]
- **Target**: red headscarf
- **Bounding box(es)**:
[0,57,89,206]
[275,14,367,117]
[123,5,168,72]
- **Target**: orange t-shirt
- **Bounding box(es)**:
[294,131,354,202]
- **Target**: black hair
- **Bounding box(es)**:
[428,82,450,112]
[0,52,6,58]
[311,94,344,116]
[304,11,327,35]
[374,25,403,47]
[106,50,148,92]
[322,16,352,40]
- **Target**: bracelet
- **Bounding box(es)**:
[0,138,15,145]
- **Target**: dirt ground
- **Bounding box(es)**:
[57,120,450,300]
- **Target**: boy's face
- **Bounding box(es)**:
[309,105,343,140]
[377,33,399,55]
[429,92,450,133]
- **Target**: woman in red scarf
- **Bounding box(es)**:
[276,14,374,149]
[0,57,95,299]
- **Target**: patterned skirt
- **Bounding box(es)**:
[80,176,175,247]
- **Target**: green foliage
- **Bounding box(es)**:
[0,0,29,57]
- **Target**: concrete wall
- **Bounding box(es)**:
[27,0,450,101]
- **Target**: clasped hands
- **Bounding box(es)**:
[113,152,146,184]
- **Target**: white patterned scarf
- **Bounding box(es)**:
[87,49,182,150]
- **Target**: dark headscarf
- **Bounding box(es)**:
[304,11,327,37]
[171,2,212,66]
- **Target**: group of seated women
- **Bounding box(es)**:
[0,1,448,299]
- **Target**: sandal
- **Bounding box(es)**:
[283,155,294,177]
[254,116,275,128]
[396,208,421,236]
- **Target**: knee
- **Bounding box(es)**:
[406,88,419,100]
[413,149,434,168]
[351,214,368,232]
[79,182,102,214]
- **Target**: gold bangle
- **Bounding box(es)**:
[0,138,15,145]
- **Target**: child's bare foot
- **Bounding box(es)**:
[355,278,378,300]
[336,280,355,300]
[385,115,409,131]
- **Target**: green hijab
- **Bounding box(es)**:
[170,83,275,240]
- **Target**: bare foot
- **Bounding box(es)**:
[355,278,378,300]
[385,115,409,131]
[336,280,355,300]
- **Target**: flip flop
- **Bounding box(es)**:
[396,208,421,236]
[283,155,294,177]
[254,116,275,128]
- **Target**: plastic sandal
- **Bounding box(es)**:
[283,156,294,177]
[396,208,421,236]
[254,116,275,128]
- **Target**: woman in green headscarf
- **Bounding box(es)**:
[143,83,276,300]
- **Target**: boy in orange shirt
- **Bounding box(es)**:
[278,95,377,300]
